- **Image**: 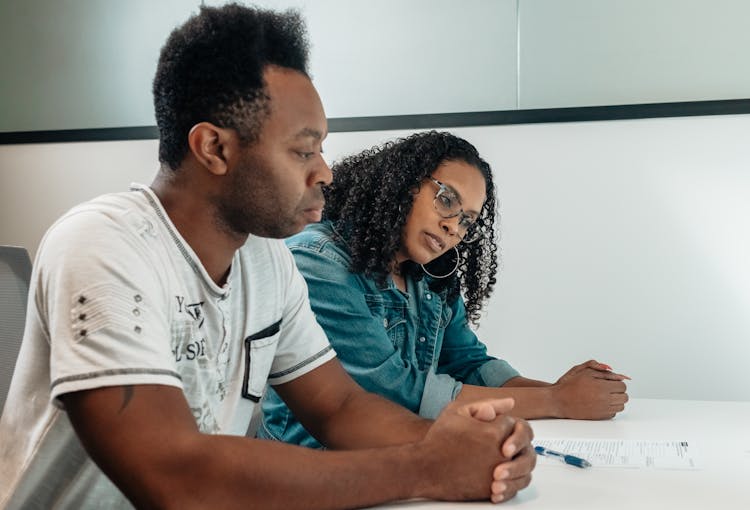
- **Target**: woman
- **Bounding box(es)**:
[260,131,628,448]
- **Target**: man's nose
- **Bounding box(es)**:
[310,154,332,187]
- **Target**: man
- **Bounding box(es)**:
[0,4,534,509]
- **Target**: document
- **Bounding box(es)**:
[534,438,699,470]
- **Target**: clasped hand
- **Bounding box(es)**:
[421,398,535,504]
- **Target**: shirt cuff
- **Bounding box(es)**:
[418,370,463,419]
[471,359,520,387]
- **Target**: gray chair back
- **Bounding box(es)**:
[0,246,32,415]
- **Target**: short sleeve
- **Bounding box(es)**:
[36,210,181,405]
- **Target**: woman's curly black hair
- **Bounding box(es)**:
[323,131,499,325]
[153,3,309,170]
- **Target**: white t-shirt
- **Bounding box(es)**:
[0,184,335,509]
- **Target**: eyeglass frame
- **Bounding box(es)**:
[427,178,484,243]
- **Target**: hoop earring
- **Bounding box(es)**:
[421,246,459,279]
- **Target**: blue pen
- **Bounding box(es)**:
[534,445,592,468]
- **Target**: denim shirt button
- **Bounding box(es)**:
[419,336,426,343]
[426,293,432,300]
[383,318,388,327]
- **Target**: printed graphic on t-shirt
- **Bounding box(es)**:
[177,295,205,328]
[171,294,228,433]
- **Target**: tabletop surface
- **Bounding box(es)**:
[369,398,750,509]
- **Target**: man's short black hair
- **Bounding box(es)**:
[153,3,310,169]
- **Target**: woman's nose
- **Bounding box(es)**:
[439,216,460,236]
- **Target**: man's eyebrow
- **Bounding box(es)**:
[294,127,324,140]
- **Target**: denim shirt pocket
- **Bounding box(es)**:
[364,294,408,350]
[439,303,453,329]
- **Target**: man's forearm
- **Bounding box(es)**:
[302,388,431,449]
[274,360,432,449]
[142,434,431,510]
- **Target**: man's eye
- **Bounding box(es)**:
[297,151,314,160]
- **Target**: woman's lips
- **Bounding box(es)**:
[425,232,445,252]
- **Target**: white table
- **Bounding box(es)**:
[371,398,750,509]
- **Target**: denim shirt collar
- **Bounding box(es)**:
[325,220,449,299]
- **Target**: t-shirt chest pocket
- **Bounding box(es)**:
[242,319,282,402]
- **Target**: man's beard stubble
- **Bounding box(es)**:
[213,158,301,240]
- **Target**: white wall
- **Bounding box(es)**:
[2,113,749,401]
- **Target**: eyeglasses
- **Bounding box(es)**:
[428,178,484,243]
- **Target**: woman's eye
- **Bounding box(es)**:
[459,217,474,229]
[438,194,454,209]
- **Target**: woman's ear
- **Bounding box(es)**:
[187,122,238,176]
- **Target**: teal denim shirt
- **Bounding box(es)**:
[259,221,518,448]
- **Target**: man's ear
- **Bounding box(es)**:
[187,122,238,176]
